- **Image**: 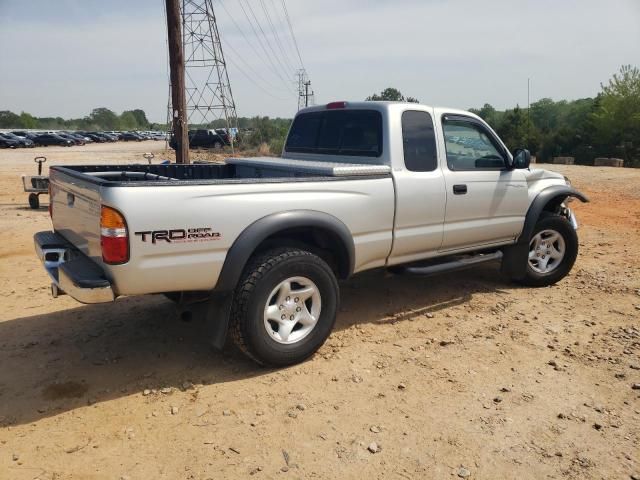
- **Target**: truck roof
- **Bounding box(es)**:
[297,101,479,121]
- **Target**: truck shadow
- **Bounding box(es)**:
[0,265,510,426]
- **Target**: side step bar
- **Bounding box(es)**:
[391,251,503,277]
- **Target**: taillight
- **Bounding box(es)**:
[48,183,52,217]
[100,205,129,264]
[326,101,347,109]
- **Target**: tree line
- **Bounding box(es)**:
[0,107,156,132]
[473,65,639,167]
[1,65,637,166]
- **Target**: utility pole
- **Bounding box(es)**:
[166,0,189,164]
[304,80,311,107]
[297,69,313,110]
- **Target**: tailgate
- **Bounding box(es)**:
[50,168,103,262]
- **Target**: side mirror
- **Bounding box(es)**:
[512,148,531,169]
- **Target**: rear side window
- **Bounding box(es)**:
[285,110,382,157]
[401,110,437,172]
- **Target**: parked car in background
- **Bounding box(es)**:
[170,129,226,150]
[57,133,84,145]
[88,134,105,143]
[69,133,93,143]
[0,133,22,148]
[1,132,35,147]
[214,128,239,146]
[33,133,74,147]
[99,132,118,142]
[120,132,143,141]
[150,132,168,141]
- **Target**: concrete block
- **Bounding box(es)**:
[553,156,575,165]
[594,157,624,167]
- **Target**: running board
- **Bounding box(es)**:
[391,251,503,277]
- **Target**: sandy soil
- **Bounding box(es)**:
[0,144,639,480]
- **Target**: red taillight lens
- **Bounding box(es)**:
[326,101,347,109]
[48,183,53,217]
[100,205,129,264]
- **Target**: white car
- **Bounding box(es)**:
[34,101,587,366]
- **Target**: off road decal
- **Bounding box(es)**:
[135,227,221,244]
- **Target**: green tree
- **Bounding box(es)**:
[469,103,502,128]
[124,109,149,129]
[591,64,640,166]
[496,105,529,151]
[0,110,21,128]
[18,112,38,129]
[119,111,138,130]
[366,87,419,103]
[88,108,119,130]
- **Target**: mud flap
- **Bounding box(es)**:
[203,292,234,350]
[500,244,528,280]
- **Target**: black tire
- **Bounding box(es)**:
[518,213,578,287]
[28,193,39,209]
[229,248,339,367]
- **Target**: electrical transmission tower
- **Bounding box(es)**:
[297,69,314,110]
[171,0,238,140]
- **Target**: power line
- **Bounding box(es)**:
[267,0,302,68]
[280,0,305,71]
[224,43,291,100]
[257,0,298,74]
[233,0,295,92]
[238,0,294,87]
[216,0,295,94]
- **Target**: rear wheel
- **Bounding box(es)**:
[518,213,578,287]
[28,193,39,209]
[229,248,339,366]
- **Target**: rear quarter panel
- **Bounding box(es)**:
[101,177,395,295]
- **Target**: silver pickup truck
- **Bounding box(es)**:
[35,101,588,366]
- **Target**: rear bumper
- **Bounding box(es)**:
[34,231,115,304]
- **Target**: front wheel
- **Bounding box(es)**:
[229,248,339,366]
[518,213,578,287]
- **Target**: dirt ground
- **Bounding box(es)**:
[0,143,639,480]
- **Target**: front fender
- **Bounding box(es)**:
[518,185,589,246]
[502,185,588,280]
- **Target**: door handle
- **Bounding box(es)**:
[453,184,467,195]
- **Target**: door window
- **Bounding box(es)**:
[442,118,506,171]
[401,110,437,172]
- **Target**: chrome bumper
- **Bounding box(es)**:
[34,231,115,304]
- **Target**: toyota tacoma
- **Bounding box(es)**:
[34,101,588,366]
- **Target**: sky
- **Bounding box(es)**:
[0,0,639,123]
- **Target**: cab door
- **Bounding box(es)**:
[388,109,447,265]
[439,114,528,251]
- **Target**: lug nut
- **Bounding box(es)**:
[296,307,301,312]
[281,314,286,320]
[279,305,284,310]
[286,296,290,301]
[294,297,299,303]
[290,315,295,320]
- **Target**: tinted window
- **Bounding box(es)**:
[285,110,382,157]
[442,118,506,171]
[401,111,437,172]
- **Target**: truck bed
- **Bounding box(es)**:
[53,157,391,187]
